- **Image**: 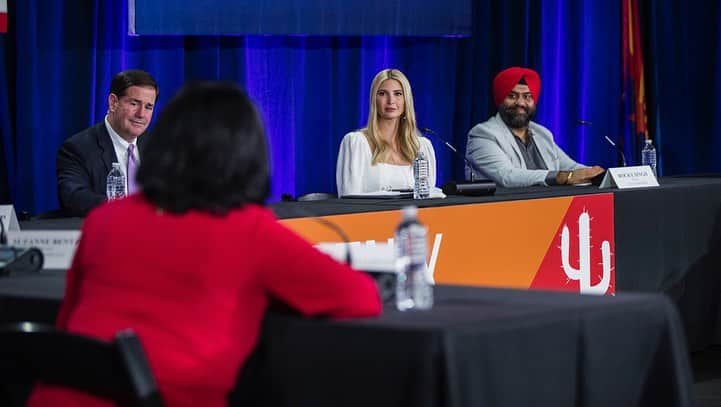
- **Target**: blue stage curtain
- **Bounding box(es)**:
[0,34,12,204]
[0,0,657,214]
[646,0,721,176]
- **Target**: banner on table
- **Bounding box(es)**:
[281,194,616,295]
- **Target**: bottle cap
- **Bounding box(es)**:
[401,205,418,220]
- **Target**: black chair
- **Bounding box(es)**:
[0,322,163,407]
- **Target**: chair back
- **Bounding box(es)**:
[0,322,163,407]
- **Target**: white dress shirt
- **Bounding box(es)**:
[104,116,140,190]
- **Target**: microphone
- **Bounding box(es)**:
[419,127,496,196]
[577,120,627,167]
[282,205,353,266]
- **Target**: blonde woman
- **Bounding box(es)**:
[336,69,437,196]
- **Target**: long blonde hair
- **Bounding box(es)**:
[363,69,420,165]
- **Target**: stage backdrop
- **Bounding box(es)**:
[1,0,719,215]
[130,0,471,36]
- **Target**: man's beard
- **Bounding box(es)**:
[499,105,536,129]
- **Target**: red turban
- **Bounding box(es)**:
[492,67,541,107]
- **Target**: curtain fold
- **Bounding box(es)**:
[0,34,12,203]
[646,0,721,176]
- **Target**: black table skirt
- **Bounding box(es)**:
[0,272,695,407]
[234,287,694,407]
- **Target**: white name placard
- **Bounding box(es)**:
[6,230,81,270]
[599,165,659,189]
[0,205,20,231]
[315,242,397,273]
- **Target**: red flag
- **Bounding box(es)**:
[622,0,648,140]
[0,0,7,33]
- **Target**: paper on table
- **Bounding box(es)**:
[342,188,446,199]
[342,190,412,198]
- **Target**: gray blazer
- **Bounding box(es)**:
[465,113,584,187]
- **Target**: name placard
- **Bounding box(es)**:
[0,205,20,231]
[6,230,81,270]
[315,242,397,273]
[599,166,659,189]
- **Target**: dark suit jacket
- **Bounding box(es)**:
[56,121,146,217]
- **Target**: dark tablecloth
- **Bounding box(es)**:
[0,271,695,406]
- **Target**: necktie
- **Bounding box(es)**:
[126,144,138,195]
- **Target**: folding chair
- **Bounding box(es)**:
[0,322,163,406]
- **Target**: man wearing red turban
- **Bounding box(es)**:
[465,67,604,187]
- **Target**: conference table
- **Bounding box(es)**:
[0,270,695,406]
[281,177,721,350]
[18,177,721,351]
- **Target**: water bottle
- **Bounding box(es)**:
[395,206,433,311]
[106,162,126,200]
[641,139,657,176]
[413,151,430,199]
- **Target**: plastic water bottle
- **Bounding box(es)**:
[641,139,657,176]
[106,162,126,200]
[395,206,433,311]
[413,151,430,199]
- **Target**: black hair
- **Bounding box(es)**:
[136,82,270,214]
[110,69,159,98]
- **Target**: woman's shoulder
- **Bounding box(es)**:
[227,204,275,223]
[417,134,435,152]
[415,135,437,161]
[341,130,367,144]
[84,195,148,226]
[418,134,433,147]
[339,130,371,153]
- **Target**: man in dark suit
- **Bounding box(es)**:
[57,70,158,216]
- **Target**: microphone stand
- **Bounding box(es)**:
[285,204,396,304]
[577,120,627,167]
[287,205,353,266]
[419,128,496,196]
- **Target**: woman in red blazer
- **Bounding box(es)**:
[29,82,382,407]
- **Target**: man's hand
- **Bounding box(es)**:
[556,166,605,185]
